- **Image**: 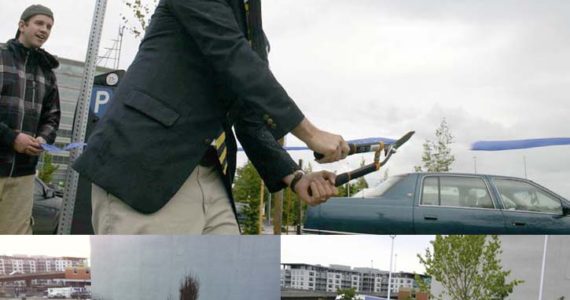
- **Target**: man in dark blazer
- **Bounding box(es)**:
[73,0,349,234]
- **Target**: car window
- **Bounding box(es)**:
[421,176,494,209]
[351,176,403,198]
[494,179,562,214]
[421,177,439,205]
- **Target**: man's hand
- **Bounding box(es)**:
[36,136,47,145]
[292,118,349,163]
[290,171,338,206]
[13,133,43,156]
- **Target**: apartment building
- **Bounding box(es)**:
[281,263,429,295]
[0,255,87,275]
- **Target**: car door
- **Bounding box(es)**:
[32,178,60,234]
[413,175,507,234]
[32,178,51,232]
[491,177,570,234]
[304,175,416,234]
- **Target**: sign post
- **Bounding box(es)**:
[58,0,108,234]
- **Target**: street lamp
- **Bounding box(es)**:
[387,235,396,300]
[538,235,548,300]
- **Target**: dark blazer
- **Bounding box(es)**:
[73,0,304,214]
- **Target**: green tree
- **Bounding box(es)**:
[122,0,158,38]
[418,235,523,300]
[38,153,59,184]
[338,158,369,197]
[233,161,263,234]
[283,186,305,228]
[337,178,368,197]
[336,287,357,300]
[233,161,317,233]
[414,118,455,172]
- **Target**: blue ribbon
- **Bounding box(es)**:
[471,138,570,151]
[41,143,87,154]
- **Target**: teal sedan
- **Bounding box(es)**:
[304,173,570,234]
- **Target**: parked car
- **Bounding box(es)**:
[304,173,570,234]
[234,202,249,224]
[33,177,63,234]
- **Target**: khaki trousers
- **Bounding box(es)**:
[91,165,239,234]
[0,175,34,234]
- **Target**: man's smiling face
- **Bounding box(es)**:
[18,14,53,49]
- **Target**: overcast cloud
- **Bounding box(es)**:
[1,0,568,196]
[281,235,434,274]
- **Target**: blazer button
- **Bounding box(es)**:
[204,138,212,145]
[271,123,277,129]
[266,118,274,125]
[263,114,270,121]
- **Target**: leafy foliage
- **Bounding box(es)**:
[415,118,455,172]
[418,235,523,300]
[233,161,264,234]
[38,152,59,184]
[337,158,369,196]
[233,161,316,234]
[336,287,357,300]
[337,177,368,197]
[122,0,158,38]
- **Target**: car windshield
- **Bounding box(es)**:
[352,176,404,198]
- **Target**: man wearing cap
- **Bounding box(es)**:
[0,5,61,234]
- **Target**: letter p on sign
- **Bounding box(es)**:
[94,91,110,114]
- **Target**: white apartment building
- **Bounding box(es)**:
[288,267,317,290]
[326,271,343,292]
[282,263,429,295]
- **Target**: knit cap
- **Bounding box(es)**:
[20,4,54,21]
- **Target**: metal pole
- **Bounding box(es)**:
[473,156,477,174]
[267,185,271,225]
[258,179,264,233]
[285,187,291,234]
[115,26,125,69]
[296,159,303,235]
[523,155,527,179]
[387,235,396,299]
[538,235,548,300]
[394,254,397,273]
[273,138,285,235]
[58,0,108,234]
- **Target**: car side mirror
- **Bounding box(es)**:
[44,189,55,199]
[563,204,570,216]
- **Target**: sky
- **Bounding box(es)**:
[281,235,434,274]
[0,236,91,261]
[1,0,569,197]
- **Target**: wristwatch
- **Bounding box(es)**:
[289,170,306,192]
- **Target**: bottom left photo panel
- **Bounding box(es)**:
[0,235,281,300]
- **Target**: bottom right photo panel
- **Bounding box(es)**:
[281,235,569,300]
